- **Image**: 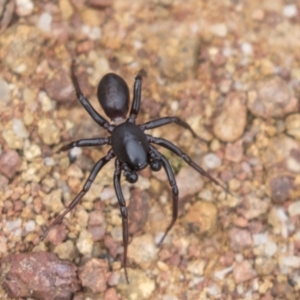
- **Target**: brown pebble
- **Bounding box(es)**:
[104,288,119,300]
[78,258,109,293]
[228,227,252,252]
[213,92,247,142]
[46,224,68,245]
[247,76,298,119]
[224,139,243,163]
[88,210,105,226]
[88,225,106,241]
[233,260,257,283]
[183,201,217,235]
[44,68,74,103]
[0,252,79,299]
[0,149,22,179]
[128,188,150,234]
[87,0,113,8]
[169,253,181,267]
[104,235,120,258]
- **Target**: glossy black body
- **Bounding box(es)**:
[111,122,150,170]
[97,73,129,121]
[42,60,229,284]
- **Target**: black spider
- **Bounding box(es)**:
[41,61,229,283]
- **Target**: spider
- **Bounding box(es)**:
[41,60,229,283]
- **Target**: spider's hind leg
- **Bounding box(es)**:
[150,145,179,246]
[114,159,130,284]
[41,149,115,241]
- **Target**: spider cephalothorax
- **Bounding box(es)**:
[41,60,229,283]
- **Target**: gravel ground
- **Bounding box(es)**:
[1,0,300,299]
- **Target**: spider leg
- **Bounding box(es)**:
[41,149,115,241]
[114,159,130,284]
[56,137,110,153]
[71,60,114,133]
[150,146,179,246]
[147,135,231,195]
[128,69,146,123]
[139,116,205,141]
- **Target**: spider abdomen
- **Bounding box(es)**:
[97,73,130,121]
[111,122,149,170]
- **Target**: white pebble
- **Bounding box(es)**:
[241,42,253,56]
[214,266,233,280]
[25,220,36,232]
[264,240,277,257]
[203,153,222,169]
[76,230,93,256]
[162,296,179,300]
[288,201,300,216]
[187,260,206,276]
[111,227,123,242]
[0,78,10,103]
[253,232,268,246]
[70,147,82,158]
[16,0,34,17]
[222,46,232,57]
[13,118,29,138]
[39,91,54,112]
[38,12,52,32]
[207,284,221,297]
[6,218,22,232]
[81,25,101,40]
[210,23,228,37]
[283,4,298,18]
[43,157,56,166]
[280,256,300,269]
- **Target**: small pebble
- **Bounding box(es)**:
[54,240,77,260]
[175,166,204,199]
[286,113,300,139]
[12,118,29,138]
[78,258,108,293]
[288,201,300,216]
[0,150,22,179]
[233,260,257,284]
[283,4,298,18]
[117,268,155,299]
[15,0,34,17]
[183,201,217,235]
[0,78,10,103]
[42,189,64,213]
[127,234,158,269]
[210,23,227,37]
[104,288,119,300]
[76,230,93,256]
[203,153,222,169]
[247,77,298,119]
[38,118,60,145]
[37,12,52,32]
[229,227,252,252]
[213,92,247,142]
[25,220,35,232]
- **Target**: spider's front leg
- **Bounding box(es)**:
[139,116,205,142]
[128,69,147,123]
[71,60,114,132]
[56,137,110,153]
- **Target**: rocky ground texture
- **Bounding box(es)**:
[0,0,300,299]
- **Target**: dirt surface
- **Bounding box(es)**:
[1,0,300,299]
